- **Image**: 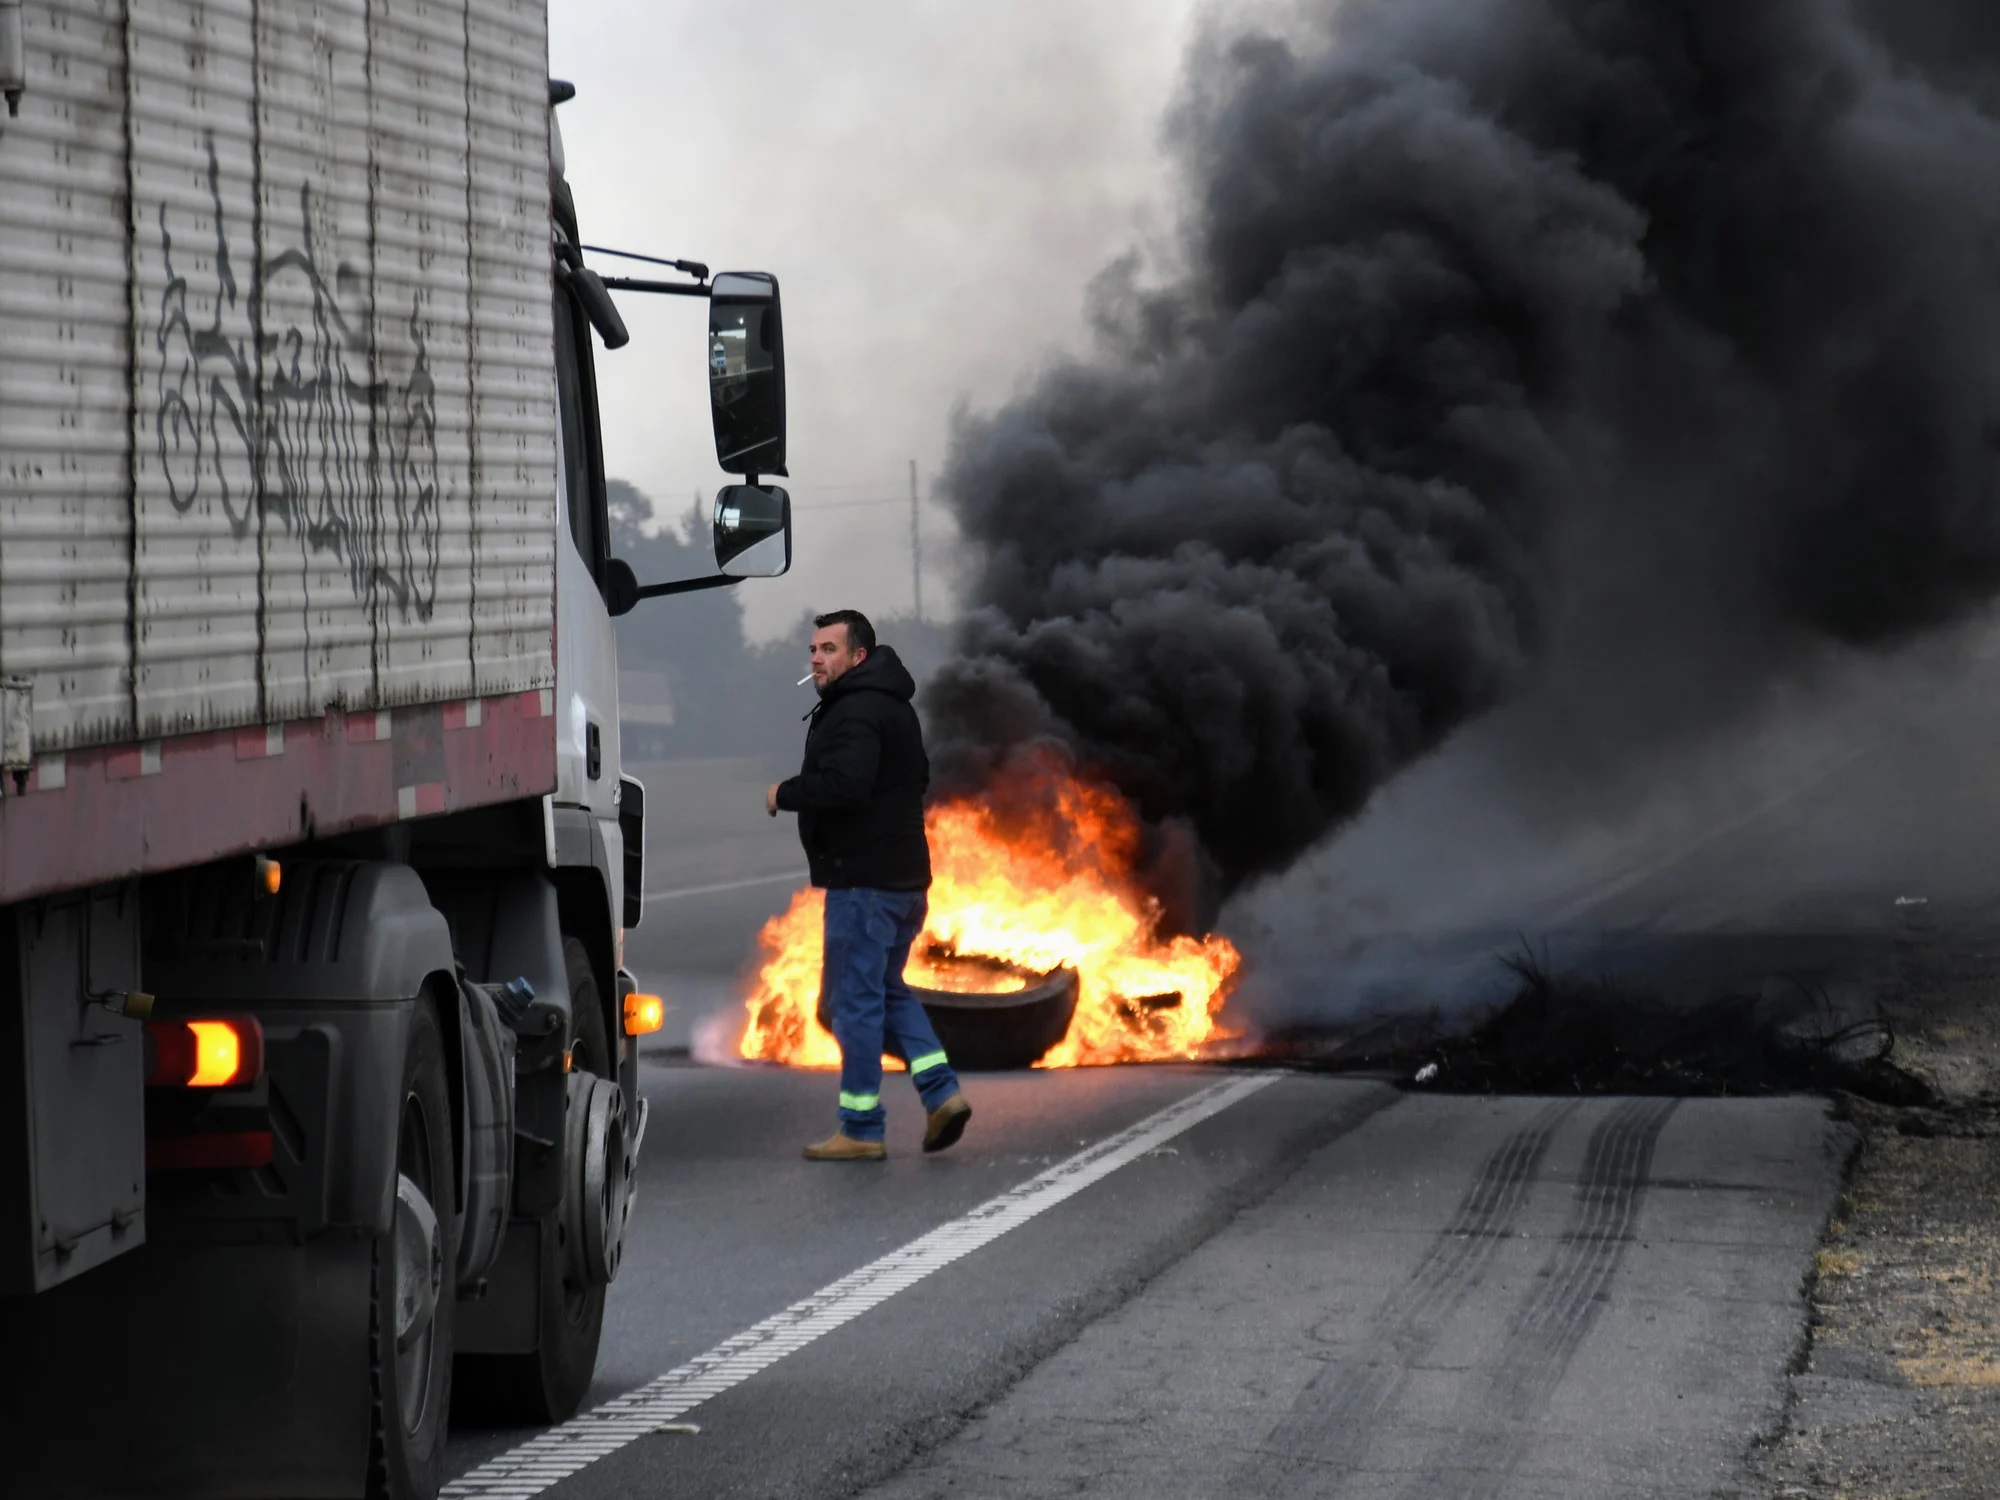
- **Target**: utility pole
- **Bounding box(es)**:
[908,459,924,621]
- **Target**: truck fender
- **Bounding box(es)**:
[146,860,460,1237]
[147,860,456,1007]
[484,871,569,1022]
[547,802,624,1105]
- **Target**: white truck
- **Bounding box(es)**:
[0,4,792,1494]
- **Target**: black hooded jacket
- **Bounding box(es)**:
[775,645,931,890]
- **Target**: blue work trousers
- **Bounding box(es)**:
[823,887,961,1141]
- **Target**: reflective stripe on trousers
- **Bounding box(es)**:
[822,886,962,1142]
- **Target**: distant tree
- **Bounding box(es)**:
[747,609,957,769]
[609,480,754,759]
[609,479,960,768]
[748,610,953,693]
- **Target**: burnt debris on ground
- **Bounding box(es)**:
[1259,947,1939,1103]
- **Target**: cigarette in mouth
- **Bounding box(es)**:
[797,674,813,686]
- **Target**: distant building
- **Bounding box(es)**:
[620,670,676,757]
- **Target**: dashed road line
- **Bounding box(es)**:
[442,1073,1283,1499]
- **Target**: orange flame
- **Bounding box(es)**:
[737,764,1241,1068]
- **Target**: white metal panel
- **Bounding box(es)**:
[128,0,266,737]
[369,0,478,708]
[553,499,622,936]
[468,0,557,696]
[252,0,380,721]
[0,0,134,749]
[1,0,557,754]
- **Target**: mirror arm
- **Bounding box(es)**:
[634,573,746,601]
[582,245,710,282]
[600,276,712,299]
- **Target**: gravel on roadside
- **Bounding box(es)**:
[1736,904,2000,1499]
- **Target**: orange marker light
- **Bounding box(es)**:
[256,856,282,896]
[623,993,665,1036]
[147,1017,264,1088]
[187,1022,241,1086]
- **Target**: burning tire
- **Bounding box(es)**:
[912,967,1080,1071]
[814,965,1081,1070]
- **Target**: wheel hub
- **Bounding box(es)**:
[393,1171,440,1354]
[562,1072,632,1288]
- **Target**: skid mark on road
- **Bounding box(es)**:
[1238,1100,1579,1496]
[1399,1097,1680,1500]
[442,1074,1281,1499]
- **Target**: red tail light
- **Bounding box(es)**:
[146,1017,265,1088]
[146,1131,274,1171]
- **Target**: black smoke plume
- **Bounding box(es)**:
[924,0,2000,910]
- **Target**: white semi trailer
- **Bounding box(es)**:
[0,4,792,1494]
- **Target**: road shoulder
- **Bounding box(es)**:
[1740,904,2000,1499]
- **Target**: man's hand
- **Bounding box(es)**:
[766,783,781,818]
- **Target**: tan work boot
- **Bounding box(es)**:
[922,1094,972,1154]
[803,1131,886,1162]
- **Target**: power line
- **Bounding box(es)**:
[796,477,921,493]
[783,465,929,618]
[795,496,905,512]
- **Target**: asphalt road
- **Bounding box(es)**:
[450,706,1983,1500]
[442,1063,1848,1500]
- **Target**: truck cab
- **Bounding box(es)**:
[0,12,792,1495]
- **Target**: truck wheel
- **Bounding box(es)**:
[369,993,457,1499]
[539,937,612,1417]
[456,938,609,1424]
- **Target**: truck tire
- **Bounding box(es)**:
[369,993,458,1499]
[455,938,609,1424]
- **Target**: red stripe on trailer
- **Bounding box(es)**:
[147,1131,275,1172]
[344,711,392,744]
[443,698,485,731]
[0,691,555,904]
[104,744,162,780]
[234,725,285,760]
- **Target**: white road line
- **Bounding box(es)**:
[643,870,807,902]
[441,1073,1282,1498]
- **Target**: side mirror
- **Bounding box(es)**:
[714,484,792,578]
[605,558,641,617]
[605,491,790,612]
[708,272,785,476]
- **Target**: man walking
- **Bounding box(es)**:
[767,610,972,1161]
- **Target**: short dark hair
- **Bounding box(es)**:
[813,610,875,655]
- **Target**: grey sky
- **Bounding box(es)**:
[550,1,1205,640]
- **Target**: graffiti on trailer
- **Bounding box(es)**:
[155,134,443,621]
